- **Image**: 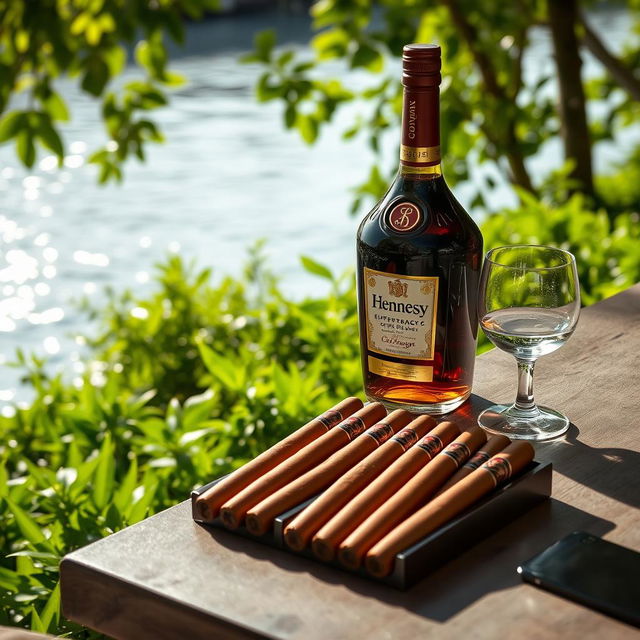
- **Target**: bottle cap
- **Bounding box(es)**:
[402,44,441,88]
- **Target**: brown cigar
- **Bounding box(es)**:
[283,415,438,552]
[194,397,363,521]
[337,426,487,569]
[434,434,511,496]
[219,402,386,529]
[309,420,460,561]
[244,410,413,536]
[365,441,535,577]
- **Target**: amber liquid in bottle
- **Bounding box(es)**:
[356,44,483,415]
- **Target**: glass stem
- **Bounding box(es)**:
[515,359,536,412]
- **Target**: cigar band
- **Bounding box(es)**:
[441,441,471,468]
[392,427,419,451]
[317,409,343,431]
[464,450,491,471]
[417,434,444,460]
[338,416,367,441]
[481,456,513,487]
[365,421,395,446]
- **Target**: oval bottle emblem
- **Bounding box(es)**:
[387,201,422,232]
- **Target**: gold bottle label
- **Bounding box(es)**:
[400,144,441,164]
[364,267,438,361]
[368,356,433,382]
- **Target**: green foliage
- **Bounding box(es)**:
[244,0,640,210]
[0,249,361,637]
[0,0,217,182]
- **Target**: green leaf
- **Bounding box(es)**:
[196,338,243,391]
[15,128,35,167]
[39,580,60,632]
[113,457,138,512]
[43,91,70,122]
[5,498,51,549]
[93,434,115,510]
[81,58,110,97]
[300,255,334,281]
[296,114,318,144]
[35,117,64,158]
[254,29,276,63]
[30,606,45,633]
[0,111,26,143]
[351,43,384,72]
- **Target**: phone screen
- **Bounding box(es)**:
[518,531,640,627]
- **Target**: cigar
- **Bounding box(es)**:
[309,420,460,561]
[283,415,438,552]
[365,441,535,577]
[434,434,511,496]
[244,410,413,536]
[194,397,363,522]
[219,402,386,530]
[337,426,486,569]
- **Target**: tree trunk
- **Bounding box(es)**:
[547,0,594,196]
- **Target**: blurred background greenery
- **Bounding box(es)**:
[1,0,639,636]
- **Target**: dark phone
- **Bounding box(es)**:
[518,531,640,628]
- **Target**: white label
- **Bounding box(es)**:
[364,268,438,360]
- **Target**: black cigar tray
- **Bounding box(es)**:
[190,459,552,589]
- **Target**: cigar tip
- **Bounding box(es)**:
[284,529,304,551]
[338,548,361,570]
[311,539,335,562]
[196,501,212,521]
[364,556,388,577]
[244,513,269,536]
[220,509,238,530]
[245,514,266,536]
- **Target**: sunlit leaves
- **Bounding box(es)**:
[0,1,213,181]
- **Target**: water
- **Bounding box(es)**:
[481,308,576,360]
[0,8,634,404]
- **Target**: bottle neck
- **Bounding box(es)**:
[399,84,441,176]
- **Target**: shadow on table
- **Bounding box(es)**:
[203,498,613,623]
[456,396,640,509]
[536,424,640,509]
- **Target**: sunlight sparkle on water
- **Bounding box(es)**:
[64,155,84,169]
[43,248,58,262]
[0,251,38,284]
[39,156,59,172]
[43,337,61,354]
[73,250,109,267]
[28,307,64,325]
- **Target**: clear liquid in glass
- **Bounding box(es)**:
[480,307,575,360]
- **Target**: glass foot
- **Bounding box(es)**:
[478,404,569,441]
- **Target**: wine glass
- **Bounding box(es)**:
[477,245,580,441]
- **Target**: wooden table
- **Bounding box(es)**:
[60,285,640,639]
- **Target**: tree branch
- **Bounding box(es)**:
[442,0,535,194]
[579,10,640,102]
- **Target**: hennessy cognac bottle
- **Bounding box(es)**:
[356,44,483,414]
